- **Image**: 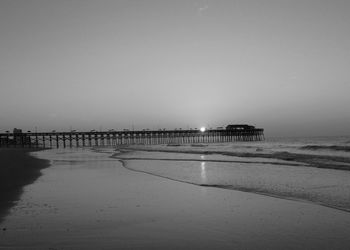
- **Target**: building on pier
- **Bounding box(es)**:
[226,124,256,130]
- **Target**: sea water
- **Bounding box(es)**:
[115,136,350,211]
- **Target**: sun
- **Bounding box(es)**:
[200,126,206,132]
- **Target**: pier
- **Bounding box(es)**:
[0,125,264,148]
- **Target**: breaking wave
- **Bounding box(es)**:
[115,147,350,171]
[113,156,305,167]
[301,145,350,152]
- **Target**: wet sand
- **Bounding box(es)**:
[1,148,350,249]
[0,148,49,224]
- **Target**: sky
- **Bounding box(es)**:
[0,0,349,137]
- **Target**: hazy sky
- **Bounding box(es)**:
[1,0,349,136]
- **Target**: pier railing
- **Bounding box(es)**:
[0,128,264,148]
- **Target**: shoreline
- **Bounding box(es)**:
[118,158,350,213]
[0,148,50,224]
[113,146,350,212]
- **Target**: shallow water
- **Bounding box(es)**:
[119,156,350,211]
[117,137,350,211]
[1,147,350,249]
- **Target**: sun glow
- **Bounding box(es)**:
[200,127,206,132]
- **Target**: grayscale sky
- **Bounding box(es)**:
[0,0,349,136]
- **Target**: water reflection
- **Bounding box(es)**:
[200,161,207,184]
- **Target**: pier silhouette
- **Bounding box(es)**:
[0,125,264,148]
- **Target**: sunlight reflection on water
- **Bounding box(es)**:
[200,161,207,183]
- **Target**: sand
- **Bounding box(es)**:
[1,148,350,249]
[0,148,49,224]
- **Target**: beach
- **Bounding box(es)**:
[1,144,350,249]
[1,0,350,248]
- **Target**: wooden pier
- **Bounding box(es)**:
[0,126,264,148]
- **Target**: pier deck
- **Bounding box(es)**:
[0,128,264,148]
